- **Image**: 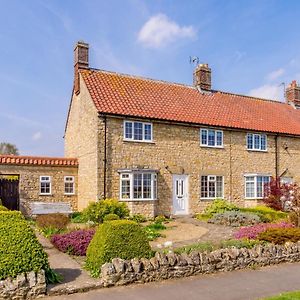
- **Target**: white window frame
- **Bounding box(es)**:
[123,120,153,142]
[246,133,267,151]
[200,175,224,200]
[244,174,271,199]
[200,128,224,148]
[64,176,75,195]
[40,176,52,195]
[120,172,157,201]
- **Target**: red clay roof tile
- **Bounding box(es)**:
[81,69,300,136]
[0,155,78,167]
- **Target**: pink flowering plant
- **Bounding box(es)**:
[51,229,96,256]
[234,221,294,240]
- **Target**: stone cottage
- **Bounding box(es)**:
[2,41,300,218]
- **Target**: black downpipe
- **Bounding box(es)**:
[275,135,279,179]
[103,116,107,199]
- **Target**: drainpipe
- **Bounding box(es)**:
[103,115,107,199]
[275,135,279,179]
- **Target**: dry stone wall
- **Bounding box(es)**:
[0,270,46,299]
[100,242,300,287]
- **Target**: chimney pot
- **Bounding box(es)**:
[193,63,211,91]
[286,80,300,108]
[74,41,89,95]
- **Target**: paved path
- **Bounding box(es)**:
[46,262,300,300]
[37,233,102,295]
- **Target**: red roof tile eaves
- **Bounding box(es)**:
[0,155,78,167]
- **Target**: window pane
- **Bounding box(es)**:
[208,130,215,146]
[153,174,157,199]
[143,173,152,199]
[201,176,208,198]
[133,174,143,198]
[216,131,223,146]
[133,122,143,140]
[247,134,253,149]
[144,124,152,141]
[245,176,255,198]
[257,176,263,197]
[261,135,267,150]
[208,180,216,197]
[125,122,133,139]
[201,129,207,145]
[216,176,223,197]
[254,135,260,149]
[121,178,130,199]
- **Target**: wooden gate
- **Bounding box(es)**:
[0,178,19,210]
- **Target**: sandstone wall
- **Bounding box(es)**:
[64,75,101,210]
[0,164,78,213]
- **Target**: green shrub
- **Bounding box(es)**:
[195,213,211,221]
[154,215,168,224]
[129,214,147,223]
[220,239,261,249]
[71,212,86,224]
[103,213,120,221]
[82,199,130,223]
[258,227,300,244]
[86,220,152,277]
[175,242,215,254]
[240,206,287,223]
[208,211,260,227]
[204,199,239,218]
[36,213,70,230]
[0,211,50,280]
[0,205,8,211]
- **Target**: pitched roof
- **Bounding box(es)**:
[0,155,78,167]
[81,69,300,136]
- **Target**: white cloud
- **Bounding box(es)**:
[32,132,42,141]
[137,14,196,48]
[248,84,284,101]
[266,68,285,81]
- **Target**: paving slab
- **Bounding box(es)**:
[37,233,102,296]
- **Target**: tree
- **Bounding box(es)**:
[0,143,19,155]
[263,177,300,227]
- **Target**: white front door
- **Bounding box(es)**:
[172,175,188,215]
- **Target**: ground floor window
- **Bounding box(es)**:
[120,172,157,200]
[64,176,75,195]
[40,176,51,195]
[201,175,224,199]
[245,174,270,199]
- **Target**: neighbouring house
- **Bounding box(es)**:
[2,41,300,218]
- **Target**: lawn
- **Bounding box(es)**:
[264,290,300,299]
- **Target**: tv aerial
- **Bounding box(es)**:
[189,56,199,66]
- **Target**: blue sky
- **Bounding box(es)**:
[1,0,300,156]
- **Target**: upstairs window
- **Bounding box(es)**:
[64,176,75,195]
[124,121,153,142]
[120,172,157,200]
[40,176,51,195]
[245,175,270,199]
[247,133,267,151]
[200,129,223,148]
[201,175,224,199]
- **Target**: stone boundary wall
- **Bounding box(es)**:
[0,270,46,299]
[101,242,300,287]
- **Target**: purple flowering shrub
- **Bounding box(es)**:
[51,229,96,256]
[234,221,294,240]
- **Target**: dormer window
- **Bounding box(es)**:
[200,128,223,148]
[247,133,267,151]
[124,121,153,142]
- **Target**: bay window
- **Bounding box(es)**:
[245,174,270,199]
[120,172,157,200]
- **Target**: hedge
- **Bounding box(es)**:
[86,220,152,277]
[0,211,50,280]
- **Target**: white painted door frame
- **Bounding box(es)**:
[172,174,189,215]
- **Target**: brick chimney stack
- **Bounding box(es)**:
[74,41,89,95]
[286,80,300,108]
[193,63,211,91]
